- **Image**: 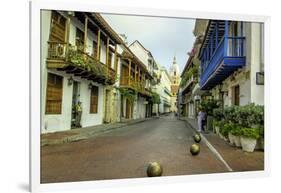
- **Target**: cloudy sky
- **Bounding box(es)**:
[101,13,195,74]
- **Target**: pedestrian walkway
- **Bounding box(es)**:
[183,117,264,172]
[41,117,156,146]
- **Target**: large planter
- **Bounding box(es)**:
[206,115,214,132]
[228,133,235,146]
[241,136,257,152]
[232,135,241,147]
[214,126,220,135]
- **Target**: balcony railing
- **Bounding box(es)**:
[119,76,152,97]
[47,41,116,85]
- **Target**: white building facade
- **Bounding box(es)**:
[41,10,124,133]
[197,19,264,108]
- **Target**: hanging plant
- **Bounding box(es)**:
[118,88,136,103]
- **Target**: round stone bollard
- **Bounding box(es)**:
[190,144,200,156]
[146,162,163,177]
[193,134,201,143]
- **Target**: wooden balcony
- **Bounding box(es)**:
[119,76,152,97]
[46,41,116,85]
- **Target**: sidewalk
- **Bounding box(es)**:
[41,117,156,146]
[183,117,264,172]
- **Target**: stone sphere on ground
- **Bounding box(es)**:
[146,162,163,177]
[193,134,201,143]
[190,144,200,156]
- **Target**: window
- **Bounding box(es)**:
[92,41,98,59]
[108,52,113,67]
[46,73,63,114]
[50,11,66,42]
[90,86,99,113]
[75,28,84,51]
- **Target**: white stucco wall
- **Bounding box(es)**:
[129,42,149,67]
[154,68,172,114]
[41,10,109,133]
[249,23,264,105]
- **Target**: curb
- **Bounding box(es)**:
[41,117,156,146]
[183,119,233,172]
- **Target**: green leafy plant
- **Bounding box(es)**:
[220,122,235,137]
[241,128,260,139]
[230,125,242,136]
[151,92,161,104]
[213,108,224,121]
[118,88,136,103]
[200,99,219,116]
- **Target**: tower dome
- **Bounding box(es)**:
[170,55,180,77]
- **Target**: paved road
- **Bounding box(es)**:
[41,114,228,183]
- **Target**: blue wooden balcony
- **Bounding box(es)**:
[199,20,246,90]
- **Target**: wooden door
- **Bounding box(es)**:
[232,85,240,106]
[125,99,130,119]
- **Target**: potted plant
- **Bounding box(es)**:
[240,128,260,152]
[213,120,220,135]
[219,122,232,142]
[230,126,242,147]
[226,123,236,146]
[213,108,224,134]
[200,99,219,132]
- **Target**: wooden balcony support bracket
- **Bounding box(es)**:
[97,29,101,61]
[128,59,132,86]
[83,16,88,53]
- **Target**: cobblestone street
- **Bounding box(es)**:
[41,114,228,183]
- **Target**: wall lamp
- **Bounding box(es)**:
[68,76,73,86]
[88,83,93,90]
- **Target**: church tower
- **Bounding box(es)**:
[169,55,180,113]
[170,55,180,85]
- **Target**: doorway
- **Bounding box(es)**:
[71,81,80,128]
[232,85,240,106]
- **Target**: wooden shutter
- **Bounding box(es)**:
[46,73,63,114]
[90,86,99,113]
[50,11,66,42]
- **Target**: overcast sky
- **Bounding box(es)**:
[101,13,195,73]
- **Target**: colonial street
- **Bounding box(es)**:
[41,114,229,183]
